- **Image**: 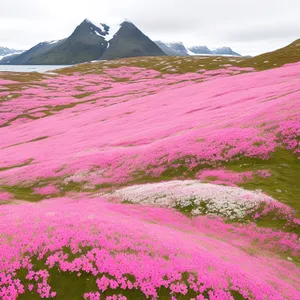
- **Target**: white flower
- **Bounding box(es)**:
[112,180,278,219]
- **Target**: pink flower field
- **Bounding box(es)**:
[0,60,299,299]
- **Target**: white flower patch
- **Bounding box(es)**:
[112,180,276,220]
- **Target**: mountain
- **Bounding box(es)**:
[2,19,165,65]
[239,38,300,70]
[100,21,165,60]
[3,19,111,65]
[155,42,241,57]
[155,41,189,56]
[0,46,23,60]
[187,46,213,55]
[211,47,241,56]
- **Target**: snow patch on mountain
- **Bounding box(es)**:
[47,40,59,45]
[85,18,120,41]
[156,41,242,57]
[105,23,120,41]
[0,46,24,59]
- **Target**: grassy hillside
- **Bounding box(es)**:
[239,39,300,70]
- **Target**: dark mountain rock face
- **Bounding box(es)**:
[2,20,165,65]
[101,21,165,60]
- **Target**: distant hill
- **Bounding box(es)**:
[211,47,241,56]
[239,38,300,70]
[1,19,165,65]
[156,42,241,57]
[0,46,24,60]
[187,46,213,55]
[155,41,189,56]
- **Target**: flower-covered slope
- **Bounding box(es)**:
[0,197,299,300]
[0,60,300,299]
[0,63,299,192]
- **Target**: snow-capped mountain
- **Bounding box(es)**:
[155,41,189,56]
[187,46,213,55]
[156,42,241,57]
[0,46,24,60]
[1,21,243,65]
[2,19,164,65]
[187,45,241,56]
[211,47,241,56]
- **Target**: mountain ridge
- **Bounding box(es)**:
[155,41,241,57]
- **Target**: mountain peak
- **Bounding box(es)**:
[119,20,137,29]
[121,19,133,24]
[101,21,165,60]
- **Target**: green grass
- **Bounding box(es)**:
[1,186,44,202]
[239,39,300,70]
[226,149,300,217]
[55,56,243,76]
[0,159,33,172]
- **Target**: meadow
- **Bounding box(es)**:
[0,55,299,299]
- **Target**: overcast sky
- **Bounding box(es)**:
[1,0,299,56]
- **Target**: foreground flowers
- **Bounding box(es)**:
[0,197,299,299]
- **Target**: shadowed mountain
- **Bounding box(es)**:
[101,21,165,60]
